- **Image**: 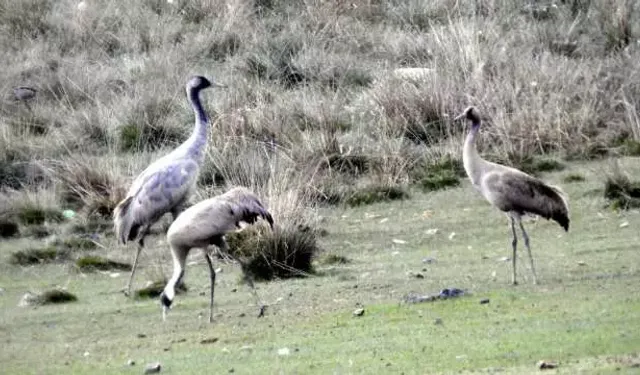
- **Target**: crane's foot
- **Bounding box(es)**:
[120,286,135,298]
[257,304,267,318]
[511,280,518,286]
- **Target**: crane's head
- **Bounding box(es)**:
[453,106,481,124]
[187,75,227,92]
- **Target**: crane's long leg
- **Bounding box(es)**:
[215,238,266,318]
[510,216,518,285]
[203,251,216,323]
[125,237,145,297]
[518,218,538,285]
[228,253,266,318]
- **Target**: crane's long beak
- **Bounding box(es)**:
[212,82,228,88]
[453,112,466,121]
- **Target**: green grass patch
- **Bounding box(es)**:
[67,218,113,236]
[345,185,409,207]
[620,139,640,156]
[418,171,460,191]
[37,289,78,305]
[135,280,187,299]
[563,173,586,183]
[320,253,351,265]
[75,256,131,272]
[491,154,566,177]
[9,246,68,265]
[23,224,51,238]
[16,206,64,225]
[412,155,464,192]
[56,236,97,251]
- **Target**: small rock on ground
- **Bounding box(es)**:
[127,359,135,366]
[200,337,219,345]
[144,362,161,374]
[480,298,490,304]
[353,308,365,317]
[277,347,290,356]
[537,360,558,370]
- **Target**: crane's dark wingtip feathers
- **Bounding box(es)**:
[264,212,274,229]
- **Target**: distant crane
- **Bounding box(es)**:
[113,75,225,297]
[160,186,274,323]
[454,106,570,285]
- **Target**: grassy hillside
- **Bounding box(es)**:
[2,0,640,217]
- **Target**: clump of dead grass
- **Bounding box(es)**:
[205,138,322,281]
[604,160,640,210]
[51,158,126,219]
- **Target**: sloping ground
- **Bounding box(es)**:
[1,158,640,374]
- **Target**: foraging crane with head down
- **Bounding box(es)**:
[454,106,569,285]
[113,75,225,297]
[160,186,274,323]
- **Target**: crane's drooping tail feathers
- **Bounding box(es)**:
[113,196,140,244]
[521,181,570,232]
[547,184,570,232]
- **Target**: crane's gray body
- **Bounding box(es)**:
[160,187,274,323]
[113,76,216,296]
[456,106,569,285]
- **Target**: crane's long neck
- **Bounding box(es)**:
[463,121,484,187]
[185,87,209,163]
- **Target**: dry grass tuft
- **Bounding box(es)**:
[226,225,320,281]
[52,159,126,219]
[604,160,640,210]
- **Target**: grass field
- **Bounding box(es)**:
[2,157,640,374]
